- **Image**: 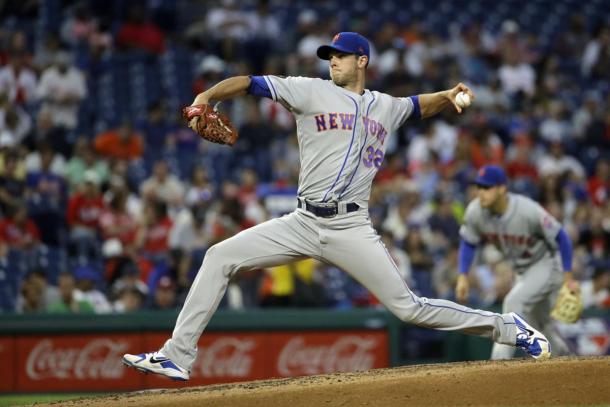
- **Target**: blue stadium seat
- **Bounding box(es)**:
[35,246,68,285]
[412,270,435,298]
[0,250,28,312]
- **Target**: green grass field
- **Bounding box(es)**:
[0,393,105,406]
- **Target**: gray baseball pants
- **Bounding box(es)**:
[162,209,518,371]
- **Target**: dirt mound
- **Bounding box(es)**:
[45,356,609,407]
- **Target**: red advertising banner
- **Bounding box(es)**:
[0,337,15,392]
[15,334,144,392]
[269,331,388,377]
[144,331,387,388]
[6,330,388,392]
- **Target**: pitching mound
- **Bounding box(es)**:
[48,356,609,406]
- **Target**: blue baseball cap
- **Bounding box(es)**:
[317,32,370,61]
[473,165,508,187]
[74,265,100,281]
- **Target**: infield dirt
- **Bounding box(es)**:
[40,356,609,406]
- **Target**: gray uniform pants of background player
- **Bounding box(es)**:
[491,255,570,359]
[162,209,518,371]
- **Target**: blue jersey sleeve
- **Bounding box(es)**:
[555,228,573,272]
[247,76,272,99]
[458,239,477,275]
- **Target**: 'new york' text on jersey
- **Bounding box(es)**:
[263,76,417,207]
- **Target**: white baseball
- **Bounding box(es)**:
[455,91,471,108]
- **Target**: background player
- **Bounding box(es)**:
[124,32,550,381]
[456,165,575,359]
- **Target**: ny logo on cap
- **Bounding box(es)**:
[333,33,341,43]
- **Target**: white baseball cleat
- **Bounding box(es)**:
[122,351,189,381]
[511,312,551,359]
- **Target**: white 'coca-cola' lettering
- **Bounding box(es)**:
[26,339,128,380]
[277,336,377,376]
[192,337,255,378]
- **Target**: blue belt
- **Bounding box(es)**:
[297,198,360,218]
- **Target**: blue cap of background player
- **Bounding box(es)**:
[473,165,508,187]
[317,32,370,61]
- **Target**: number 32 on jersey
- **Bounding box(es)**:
[362,145,384,168]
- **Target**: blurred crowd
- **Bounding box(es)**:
[1,0,610,315]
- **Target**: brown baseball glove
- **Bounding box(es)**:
[182,103,238,146]
[551,281,583,324]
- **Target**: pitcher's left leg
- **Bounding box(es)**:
[321,215,515,345]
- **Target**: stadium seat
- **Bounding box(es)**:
[35,246,68,285]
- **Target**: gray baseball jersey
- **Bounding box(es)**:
[460,192,569,358]
[262,76,414,207]
[460,193,562,271]
[159,77,524,371]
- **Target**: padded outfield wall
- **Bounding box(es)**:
[1,308,608,392]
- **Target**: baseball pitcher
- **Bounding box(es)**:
[124,33,551,381]
[456,165,576,359]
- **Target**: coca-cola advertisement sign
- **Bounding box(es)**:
[144,331,387,387]
[7,330,388,392]
[26,339,127,380]
[16,334,143,391]
[273,332,387,377]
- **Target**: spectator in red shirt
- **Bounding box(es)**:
[210,193,257,244]
[506,135,538,180]
[588,159,610,206]
[99,190,137,250]
[469,123,504,168]
[0,202,40,250]
[135,200,173,257]
[116,5,166,55]
[94,121,144,161]
[66,170,105,240]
